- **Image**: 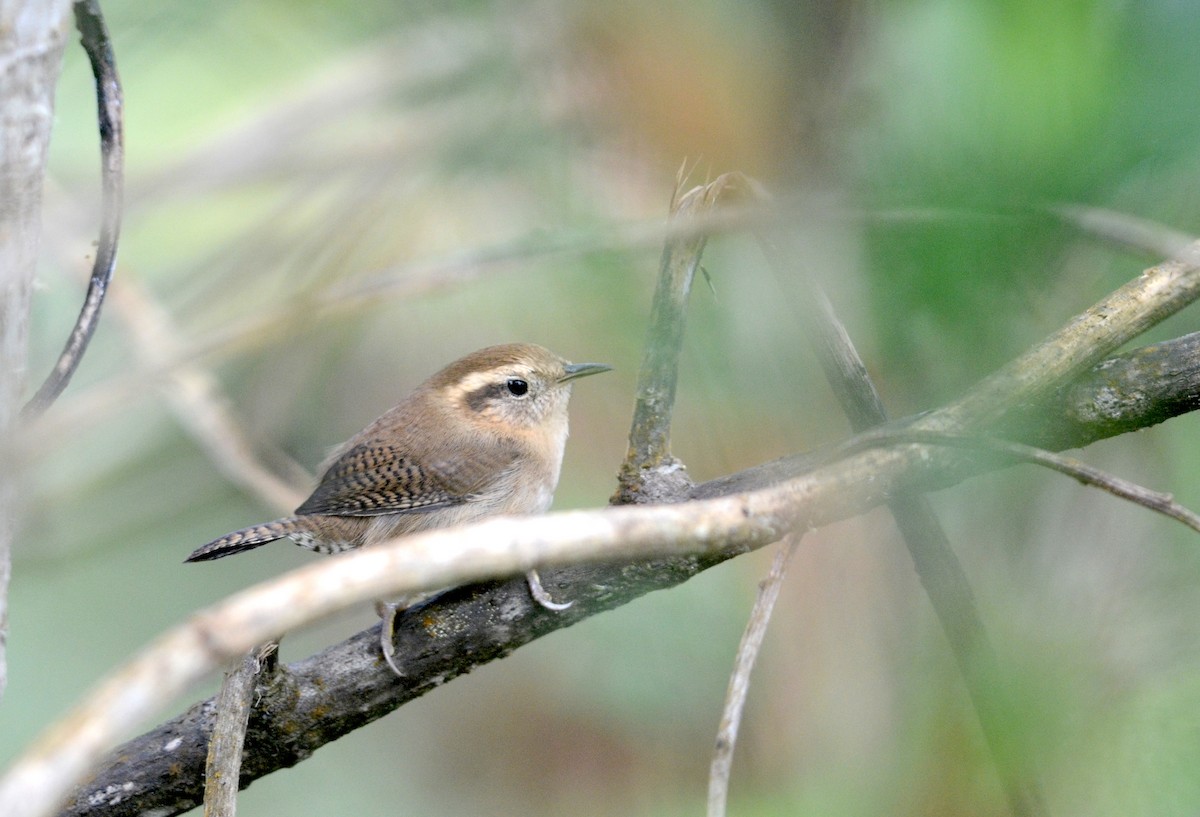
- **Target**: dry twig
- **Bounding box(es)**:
[833,428,1200,534]
[707,536,801,817]
[615,169,757,501]
[106,277,308,511]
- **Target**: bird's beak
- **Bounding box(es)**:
[560,362,612,383]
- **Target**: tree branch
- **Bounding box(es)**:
[4,211,1200,816]
[2,320,1198,817]
[201,649,268,817]
[106,276,309,511]
[697,329,1200,501]
[933,245,1200,431]
[835,429,1200,533]
[707,536,801,817]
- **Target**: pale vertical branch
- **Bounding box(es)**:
[613,168,704,500]
[0,0,73,701]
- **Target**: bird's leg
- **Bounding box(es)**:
[377,572,567,674]
[525,568,573,611]
[374,589,454,676]
[376,600,405,677]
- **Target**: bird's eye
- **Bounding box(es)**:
[506,378,529,396]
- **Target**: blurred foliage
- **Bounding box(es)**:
[6,0,1200,815]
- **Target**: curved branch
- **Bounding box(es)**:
[22,0,123,419]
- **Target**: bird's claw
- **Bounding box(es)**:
[377,601,405,677]
[526,568,573,611]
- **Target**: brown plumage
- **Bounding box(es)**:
[187,343,609,561]
[186,343,610,674]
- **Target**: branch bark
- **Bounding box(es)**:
[202,647,274,817]
[614,167,727,503]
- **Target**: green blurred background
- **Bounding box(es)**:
[7,0,1200,814]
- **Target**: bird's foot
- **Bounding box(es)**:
[525,568,573,611]
[376,600,405,677]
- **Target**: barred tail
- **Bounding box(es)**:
[185,517,306,562]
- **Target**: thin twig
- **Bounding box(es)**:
[707,536,801,817]
[1053,204,1200,265]
[21,0,123,419]
[33,204,1191,443]
[833,428,1200,534]
[28,195,786,449]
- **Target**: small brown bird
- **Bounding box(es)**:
[187,342,610,674]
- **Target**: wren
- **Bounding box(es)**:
[186,342,610,674]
